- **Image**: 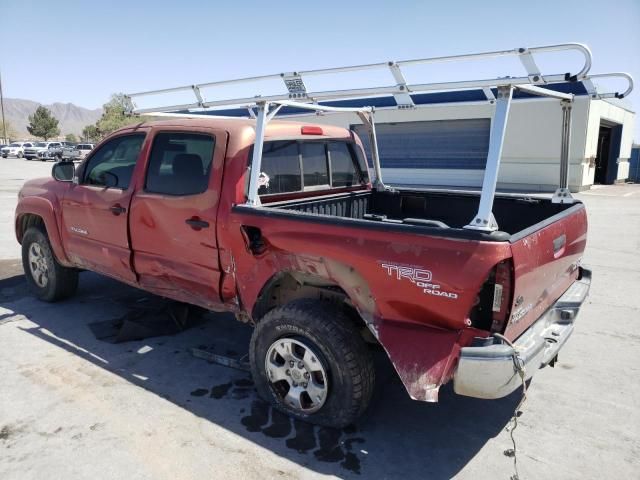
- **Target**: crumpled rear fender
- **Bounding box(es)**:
[240,251,474,402]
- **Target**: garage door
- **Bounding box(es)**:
[352,119,490,170]
[352,118,491,187]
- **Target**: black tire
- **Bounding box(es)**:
[17,152,23,158]
[250,298,375,428]
[21,227,79,302]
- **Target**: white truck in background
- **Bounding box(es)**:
[1,142,35,158]
[60,143,94,160]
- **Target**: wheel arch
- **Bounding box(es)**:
[16,198,71,266]
[251,266,379,346]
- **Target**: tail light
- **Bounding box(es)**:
[468,259,513,333]
[490,260,513,333]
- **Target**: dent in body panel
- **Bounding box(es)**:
[236,249,468,401]
[225,203,516,400]
[238,251,378,323]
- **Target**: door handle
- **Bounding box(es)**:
[185,217,210,230]
[110,204,126,215]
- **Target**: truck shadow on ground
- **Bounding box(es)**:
[1,270,521,479]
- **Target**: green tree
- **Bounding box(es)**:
[96,93,148,137]
[27,106,60,140]
[81,124,100,143]
[65,133,78,143]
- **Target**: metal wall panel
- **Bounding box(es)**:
[352,119,490,170]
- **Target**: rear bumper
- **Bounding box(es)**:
[453,267,591,399]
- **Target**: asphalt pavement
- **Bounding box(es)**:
[1,156,639,479]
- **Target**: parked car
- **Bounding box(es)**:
[2,141,34,158]
[38,142,74,161]
[15,116,591,428]
[24,142,53,160]
[61,143,94,161]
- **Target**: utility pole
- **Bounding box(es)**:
[0,69,7,143]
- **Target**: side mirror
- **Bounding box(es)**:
[52,162,75,182]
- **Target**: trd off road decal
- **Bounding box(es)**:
[380,263,458,299]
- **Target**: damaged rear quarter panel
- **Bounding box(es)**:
[220,202,512,401]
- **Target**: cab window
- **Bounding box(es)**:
[145,132,215,196]
[257,140,367,195]
[328,142,360,187]
[258,141,302,195]
[84,134,145,189]
[301,143,329,188]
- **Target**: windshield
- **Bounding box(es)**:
[9,143,20,147]
[35,143,47,147]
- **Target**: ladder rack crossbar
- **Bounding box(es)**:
[125,43,597,115]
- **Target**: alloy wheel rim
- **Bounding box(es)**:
[28,243,49,288]
[264,337,329,414]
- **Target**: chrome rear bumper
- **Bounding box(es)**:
[453,267,591,399]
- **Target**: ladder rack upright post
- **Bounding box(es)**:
[464,86,514,231]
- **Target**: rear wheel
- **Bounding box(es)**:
[250,298,375,428]
[21,227,78,302]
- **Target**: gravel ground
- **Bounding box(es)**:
[1,156,639,479]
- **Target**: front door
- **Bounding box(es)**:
[60,133,147,283]
[129,129,227,310]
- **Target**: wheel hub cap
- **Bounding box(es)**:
[28,243,49,288]
[265,338,329,413]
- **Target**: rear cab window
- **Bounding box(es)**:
[257,139,369,197]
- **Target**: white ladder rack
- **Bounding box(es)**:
[123,43,634,232]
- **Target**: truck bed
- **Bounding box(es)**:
[264,188,581,240]
[255,187,587,342]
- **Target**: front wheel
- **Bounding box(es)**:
[250,298,375,428]
[21,227,79,302]
[17,152,23,158]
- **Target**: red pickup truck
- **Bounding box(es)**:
[15,116,591,427]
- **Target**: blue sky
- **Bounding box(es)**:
[2,0,639,140]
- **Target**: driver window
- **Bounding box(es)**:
[84,134,145,189]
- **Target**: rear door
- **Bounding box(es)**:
[505,205,588,340]
[60,133,147,282]
[129,128,227,310]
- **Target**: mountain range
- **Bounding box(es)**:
[2,98,103,139]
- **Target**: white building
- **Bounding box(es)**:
[281,83,635,192]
